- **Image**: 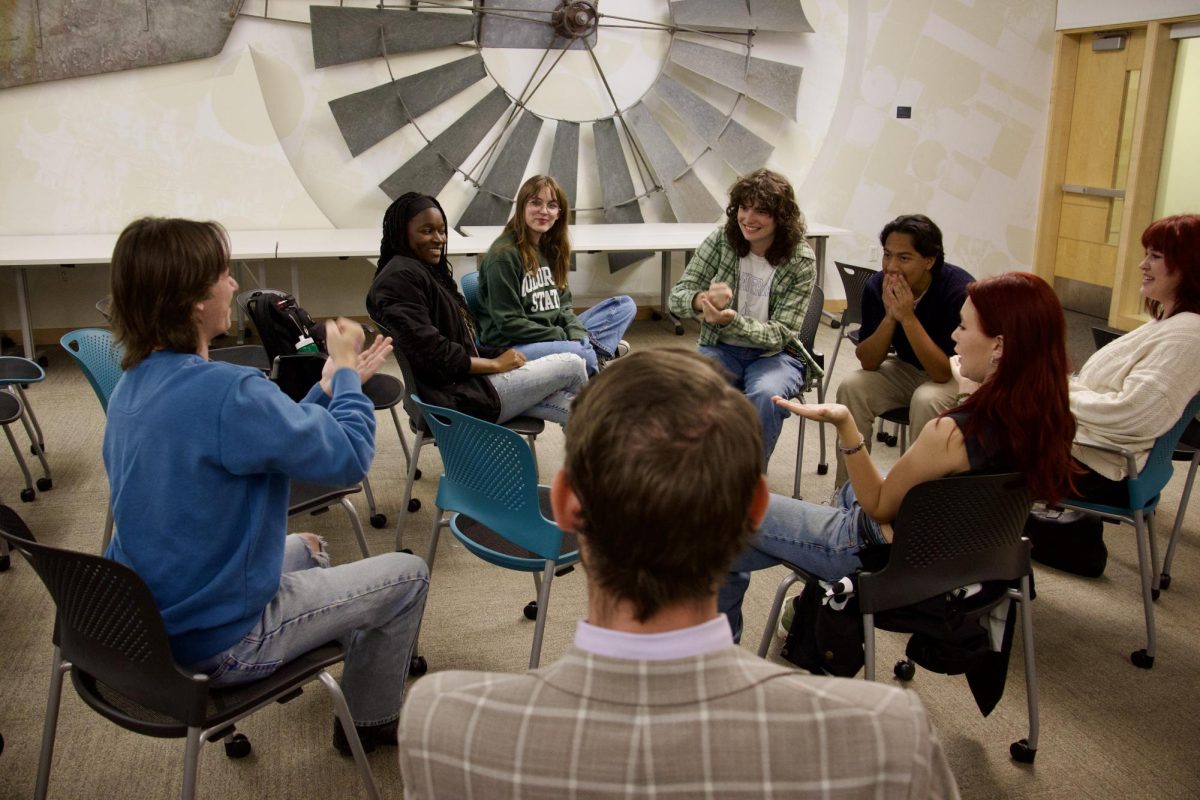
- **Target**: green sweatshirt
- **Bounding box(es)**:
[477,234,589,346]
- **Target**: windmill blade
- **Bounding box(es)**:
[458,111,546,226]
[593,118,653,273]
[310,5,475,69]
[379,88,511,200]
[669,40,802,120]
[549,122,580,210]
[669,0,814,33]
[330,54,487,157]
[650,73,772,175]
[624,102,721,223]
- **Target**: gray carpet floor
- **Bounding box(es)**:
[1,311,1198,799]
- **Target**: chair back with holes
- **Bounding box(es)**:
[798,285,825,355]
[414,398,561,560]
[834,262,878,328]
[0,506,207,728]
[370,318,428,433]
[460,271,482,321]
[1124,395,1200,509]
[60,329,124,412]
[858,472,1031,614]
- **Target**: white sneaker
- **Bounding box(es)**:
[615,340,630,358]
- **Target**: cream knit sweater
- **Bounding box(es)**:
[1070,311,1200,480]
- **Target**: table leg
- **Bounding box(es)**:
[651,250,684,335]
[14,267,40,362]
[291,262,301,305]
[813,236,837,327]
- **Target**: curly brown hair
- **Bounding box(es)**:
[723,169,807,266]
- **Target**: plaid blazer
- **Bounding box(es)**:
[398,645,959,799]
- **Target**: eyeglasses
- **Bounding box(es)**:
[526,198,561,213]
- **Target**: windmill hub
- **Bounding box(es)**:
[553,2,598,40]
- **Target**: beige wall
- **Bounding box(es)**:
[1156,38,1200,216]
[0,0,1059,336]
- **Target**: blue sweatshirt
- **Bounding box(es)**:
[103,351,375,664]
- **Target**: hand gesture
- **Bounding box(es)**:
[324,317,365,371]
[884,273,916,323]
[772,396,852,425]
[948,354,981,397]
[707,281,733,310]
[355,334,393,384]
[698,294,736,326]
[493,348,527,373]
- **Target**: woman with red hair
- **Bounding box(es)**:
[1070,214,1200,499]
[719,272,1075,637]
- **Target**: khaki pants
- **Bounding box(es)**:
[833,357,959,485]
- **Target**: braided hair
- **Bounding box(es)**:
[378,192,477,339]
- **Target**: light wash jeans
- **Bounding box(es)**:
[189,535,429,725]
[718,481,883,641]
[513,295,636,375]
[487,351,587,425]
[699,343,807,463]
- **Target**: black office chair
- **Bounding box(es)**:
[824,261,878,391]
[0,505,380,800]
[757,472,1038,763]
[239,289,414,529]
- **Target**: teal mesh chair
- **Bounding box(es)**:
[460,270,482,320]
[415,397,578,668]
[1059,394,1200,669]
[60,329,372,560]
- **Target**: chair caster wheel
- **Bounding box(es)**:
[407,498,421,513]
[369,513,387,529]
[409,655,428,676]
[1152,588,1161,601]
[414,468,422,480]
[524,600,538,620]
[20,488,34,502]
[31,444,45,456]
[1159,573,1172,590]
[816,463,829,475]
[893,659,916,681]
[1009,739,1036,763]
[0,554,9,572]
[36,478,52,492]
[875,431,888,443]
[829,318,841,329]
[1131,649,1155,669]
[224,733,252,759]
[884,434,898,447]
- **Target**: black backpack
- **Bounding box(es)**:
[242,290,326,362]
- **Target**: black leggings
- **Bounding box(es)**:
[1070,460,1131,506]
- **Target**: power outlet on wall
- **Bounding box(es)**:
[868,246,880,262]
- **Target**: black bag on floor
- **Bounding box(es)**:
[1025,510,1106,578]
[780,576,865,678]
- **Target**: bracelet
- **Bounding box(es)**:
[838,437,866,455]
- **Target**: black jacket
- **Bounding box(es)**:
[367,256,505,422]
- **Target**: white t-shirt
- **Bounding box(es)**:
[720,252,774,348]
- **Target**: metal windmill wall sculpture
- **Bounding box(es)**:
[312,0,812,270]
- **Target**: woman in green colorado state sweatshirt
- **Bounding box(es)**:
[477,174,636,375]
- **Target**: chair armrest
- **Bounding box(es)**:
[1072,438,1138,480]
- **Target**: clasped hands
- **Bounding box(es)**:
[881,272,916,323]
[320,317,394,396]
[695,281,736,326]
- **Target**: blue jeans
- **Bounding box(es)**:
[487,352,588,425]
[699,343,807,463]
[189,535,429,725]
[513,296,636,375]
[718,481,876,641]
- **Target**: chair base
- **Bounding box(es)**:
[1010,739,1036,764]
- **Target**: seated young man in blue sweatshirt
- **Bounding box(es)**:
[103,216,428,754]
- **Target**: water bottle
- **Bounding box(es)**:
[295,335,319,354]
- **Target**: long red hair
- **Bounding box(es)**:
[1142,214,1200,319]
[953,272,1076,503]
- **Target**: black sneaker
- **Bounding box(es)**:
[332,717,399,756]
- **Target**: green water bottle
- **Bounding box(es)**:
[295,335,319,354]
